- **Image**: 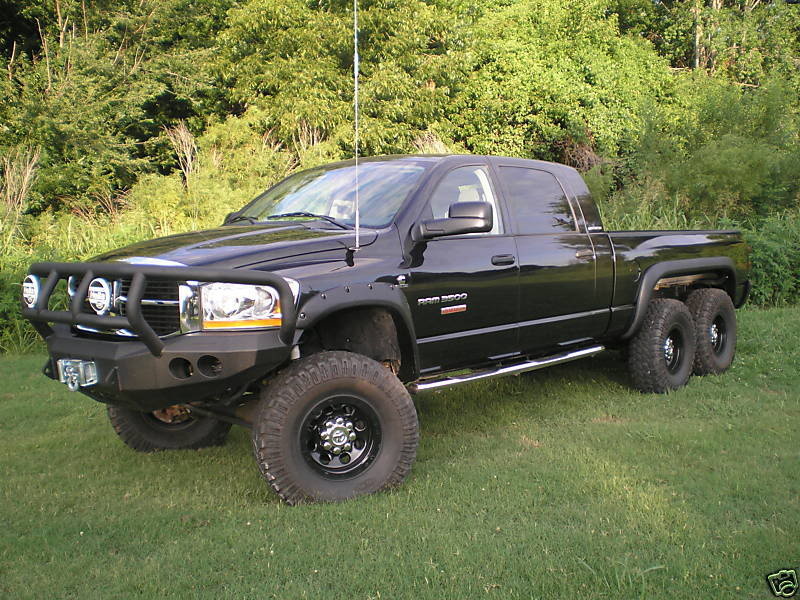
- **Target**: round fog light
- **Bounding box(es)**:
[22,275,40,308]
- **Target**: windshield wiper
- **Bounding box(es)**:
[225,214,260,225]
[266,212,351,230]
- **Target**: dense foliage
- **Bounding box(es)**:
[1,0,799,350]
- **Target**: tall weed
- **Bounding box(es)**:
[596,177,709,231]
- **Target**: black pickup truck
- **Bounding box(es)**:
[21,154,750,504]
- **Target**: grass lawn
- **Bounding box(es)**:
[1,307,798,599]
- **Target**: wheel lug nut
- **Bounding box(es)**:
[344,443,352,451]
[332,447,342,455]
[335,417,344,425]
[346,421,353,430]
[348,432,356,441]
[325,420,333,428]
[323,441,332,450]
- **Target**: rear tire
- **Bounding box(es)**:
[628,299,696,393]
[107,405,232,452]
[686,288,737,375]
[252,351,419,505]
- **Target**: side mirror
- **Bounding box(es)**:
[412,201,493,242]
[223,211,236,224]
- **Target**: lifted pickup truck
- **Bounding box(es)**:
[22,155,750,504]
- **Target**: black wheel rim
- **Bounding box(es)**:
[709,315,727,355]
[663,327,684,374]
[299,396,381,478]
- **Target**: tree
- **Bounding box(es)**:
[215,0,466,157]
[0,0,234,214]
[447,0,672,164]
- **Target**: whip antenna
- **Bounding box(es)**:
[352,0,360,251]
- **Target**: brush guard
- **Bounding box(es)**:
[21,261,298,357]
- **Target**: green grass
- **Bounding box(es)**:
[1,308,798,599]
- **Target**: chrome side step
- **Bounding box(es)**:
[410,345,605,393]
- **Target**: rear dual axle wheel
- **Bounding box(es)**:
[628,290,737,393]
[686,288,737,376]
[629,299,696,393]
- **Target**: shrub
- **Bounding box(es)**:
[595,176,708,231]
[622,75,800,223]
[745,212,800,307]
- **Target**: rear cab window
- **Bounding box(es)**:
[496,166,578,234]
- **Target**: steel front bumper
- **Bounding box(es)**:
[43,325,292,411]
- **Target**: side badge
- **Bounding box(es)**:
[441,304,467,315]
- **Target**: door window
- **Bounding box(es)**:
[498,167,577,234]
[428,166,503,235]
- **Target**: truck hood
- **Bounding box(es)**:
[93,223,378,268]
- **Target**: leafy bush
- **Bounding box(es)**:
[217,0,465,157]
[745,212,800,307]
[620,75,800,223]
[448,0,672,162]
[595,177,708,231]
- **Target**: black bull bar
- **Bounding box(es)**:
[21,262,298,356]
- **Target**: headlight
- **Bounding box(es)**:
[200,280,298,330]
[22,274,40,308]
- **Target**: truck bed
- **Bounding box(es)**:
[600,228,750,339]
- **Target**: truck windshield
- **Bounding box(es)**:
[236,162,427,228]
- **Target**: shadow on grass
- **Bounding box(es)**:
[85,350,635,502]
[415,350,632,437]
[7,345,683,510]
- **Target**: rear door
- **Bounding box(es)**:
[406,163,520,372]
[492,161,610,353]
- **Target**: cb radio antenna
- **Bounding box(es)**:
[352,0,361,252]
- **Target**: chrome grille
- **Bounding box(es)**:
[118,279,180,303]
[118,279,180,336]
[79,278,181,337]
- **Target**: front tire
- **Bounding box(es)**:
[252,351,419,505]
[685,288,737,375]
[628,299,696,393]
[107,405,232,452]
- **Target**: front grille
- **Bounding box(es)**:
[80,278,181,337]
[119,279,180,336]
[119,279,179,303]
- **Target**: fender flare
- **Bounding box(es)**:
[621,257,737,340]
[295,282,420,380]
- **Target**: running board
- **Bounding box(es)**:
[410,345,605,393]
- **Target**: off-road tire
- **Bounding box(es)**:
[107,405,232,452]
[252,351,419,505]
[628,299,696,393]
[686,288,737,375]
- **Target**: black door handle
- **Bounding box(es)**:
[491,254,516,266]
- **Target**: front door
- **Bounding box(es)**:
[405,164,520,372]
